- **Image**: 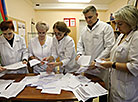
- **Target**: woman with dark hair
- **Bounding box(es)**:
[43,21,79,74]
[0,20,28,74]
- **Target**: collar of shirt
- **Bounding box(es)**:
[87,19,99,30]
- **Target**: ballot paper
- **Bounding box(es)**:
[95,59,106,69]
[3,62,27,70]
[29,59,41,67]
[77,56,91,67]
[73,82,108,102]
[0,82,26,99]
[0,79,14,93]
[29,59,48,67]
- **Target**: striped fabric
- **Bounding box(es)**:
[0,0,8,23]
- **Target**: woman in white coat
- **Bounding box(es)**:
[100,5,138,102]
[0,20,28,74]
[43,21,79,73]
[28,21,53,73]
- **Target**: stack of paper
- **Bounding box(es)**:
[73,82,108,102]
[3,62,27,70]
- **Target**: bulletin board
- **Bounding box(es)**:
[8,17,28,46]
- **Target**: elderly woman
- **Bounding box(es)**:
[100,5,138,102]
[0,20,28,74]
[43,21,79,74]
[28,21,53,73]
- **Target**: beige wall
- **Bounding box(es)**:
[5,0,128,43]
[34,9,107,41]
[105,0,128,22]
[6,0,35,32]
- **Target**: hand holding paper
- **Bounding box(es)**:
[95,59,106,69]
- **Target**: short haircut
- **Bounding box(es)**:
[53,21,70,36]
[36,21,49,31]
[83,5,97,14]
[114,5,138,30]
[0,20,14,31]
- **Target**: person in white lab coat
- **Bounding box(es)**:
[28,21,53,73]
[43,21,79,74]
[100,5,138,102]
[76,5,115,102]
[0,20,28,74]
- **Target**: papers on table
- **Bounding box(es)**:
[77,56,91,67]
[0,82,26,99]
[3,61,27,70]
[0,79,14,93]
[0,73,108,101]
[73,82,108,102]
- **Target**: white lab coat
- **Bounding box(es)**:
[52,36,79,73]
[28,35,53,73]
[77,20,115,88]
[0,34,28,74]
[109,30,138,102]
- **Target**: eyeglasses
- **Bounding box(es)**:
[54,32,65,37]
[3,32,13,36]
[38,32,46,35]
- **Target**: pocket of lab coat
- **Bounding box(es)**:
[117,80,136,100]
[93,34,99,45]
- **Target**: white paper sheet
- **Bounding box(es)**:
[29,59,41,67]
[3,62,27,70]
[0,79,14,93]
[77,56,91,66]
[0,82,26,99]
[95,59,106,69]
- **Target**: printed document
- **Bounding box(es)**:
[3,61,27,70]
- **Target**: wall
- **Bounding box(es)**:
[6,0,35,32]
[34,9,107,41]
[105,0,128,22]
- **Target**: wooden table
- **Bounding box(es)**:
[0,73,105,101]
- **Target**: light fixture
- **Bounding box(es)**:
[58,0,91,3]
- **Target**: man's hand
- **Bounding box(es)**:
[88,61,97,69]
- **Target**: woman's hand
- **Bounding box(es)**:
[47,62,62,68]
[46,66,54,74]
[100,61,113,69]
[43,56,54,62]
[75,55,81,61]
[0,66,6,72]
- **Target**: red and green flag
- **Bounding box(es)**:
[0,0,8,34]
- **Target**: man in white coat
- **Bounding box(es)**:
[76,5,115,102]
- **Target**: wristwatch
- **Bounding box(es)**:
[112,62,116,69]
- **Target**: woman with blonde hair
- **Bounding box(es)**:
[28,21,53,73]
[100,5,138,102]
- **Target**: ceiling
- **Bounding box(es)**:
[31,0,114,4]
[31,0,115,10]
